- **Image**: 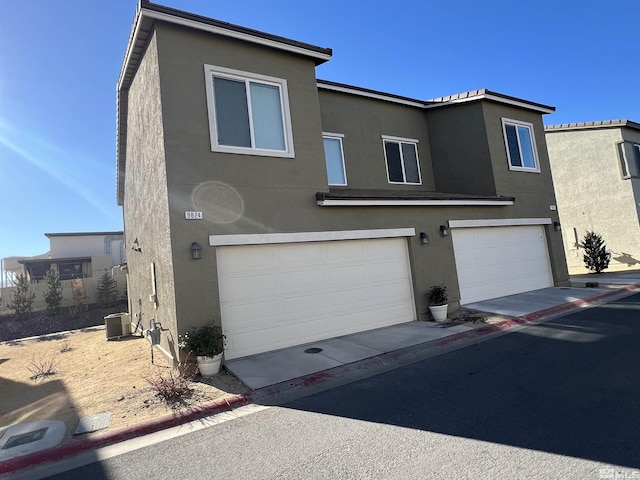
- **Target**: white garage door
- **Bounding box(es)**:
[452,225,553,304]
[217,237,415,360]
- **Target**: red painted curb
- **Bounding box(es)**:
[0,392,252,476]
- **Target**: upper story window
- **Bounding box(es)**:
[204,65,295,158]
[501,118,540,172]
[382,136,421,185]
[323,133,347,186]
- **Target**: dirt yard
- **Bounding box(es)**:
[0,329,248,444]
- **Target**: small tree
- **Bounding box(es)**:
[7,274,35,318]
[43,269,63,316]
[96,272,119,308]
[582,231,611,274]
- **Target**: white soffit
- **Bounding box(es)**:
[209,228,416,246]
[449,218,552,228]
[318,199,514,207]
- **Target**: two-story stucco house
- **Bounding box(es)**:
[546,120,640,274]
[117,1,569,363]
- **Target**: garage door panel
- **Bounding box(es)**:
[277,243,324,267]
[218,237,415,359]
[218,272,282,302]
[453,225,553,304]
[279,268,327,294]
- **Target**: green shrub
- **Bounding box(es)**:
[44,269,63,316]
[427,284,448,306]
[582,231,611,274]
[7,274,35,318]
[96,272,119,308]
[179,324,225,357]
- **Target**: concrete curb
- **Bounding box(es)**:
[2,283,639,476]
[0,393,253,476]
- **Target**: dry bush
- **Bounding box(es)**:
[28,353,58,381]
[59,340,73,353]
[146,368,193,404]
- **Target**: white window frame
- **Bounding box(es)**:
[501,118,541,173]
[322,132,347,186]
[204,64,295,158]
[382,135,422,185]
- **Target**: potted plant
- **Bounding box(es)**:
[427,284,448,323]
[179,324,225,377]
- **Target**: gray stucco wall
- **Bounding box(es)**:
[546,127,640,273]
[122,32,180,360]
[425,102,496,196]
[318,90,435,191]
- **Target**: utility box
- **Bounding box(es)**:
[105,313,131,340]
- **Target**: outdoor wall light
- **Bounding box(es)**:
[553,221,561,232]
[419,232,429,245]
[191,242,202,260]
[440,225,449,237]
[132,238,142,252]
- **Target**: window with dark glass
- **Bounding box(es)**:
[383,139,421,184]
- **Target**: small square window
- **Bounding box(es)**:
[382,136,421,185]
[502,118,540,172]
[204,65,294,158]
[323,134,347,186]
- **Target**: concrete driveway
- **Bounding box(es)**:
[225,273,640,390]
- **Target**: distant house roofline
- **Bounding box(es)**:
[545,119,640,132]
[44,231,124,238]
[18,256,92,266]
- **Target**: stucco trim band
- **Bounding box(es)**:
[448,218,552,228]
[209,228,416,247]
[317,199,514,207]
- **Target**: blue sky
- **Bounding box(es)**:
[1,0,638,262]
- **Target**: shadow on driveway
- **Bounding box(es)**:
[282,295,640,469]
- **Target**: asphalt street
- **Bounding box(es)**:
[28,293,640,479]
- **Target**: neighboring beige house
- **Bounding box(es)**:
[545,120,640,274]
[0,231,126,314]
[117,1,569,363]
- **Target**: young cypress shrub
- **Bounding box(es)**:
[7,274,36,318]
[96,272,119,308]
[43,269,63,316]
[582,231,611,274]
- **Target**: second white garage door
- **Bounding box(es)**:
[452,225,553,305]
[217,237,415,360]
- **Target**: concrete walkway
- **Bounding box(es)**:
[226,273,640,389]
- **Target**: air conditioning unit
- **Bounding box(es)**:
[104,313,132,340]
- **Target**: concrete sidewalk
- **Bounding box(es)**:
[2,272,640,478]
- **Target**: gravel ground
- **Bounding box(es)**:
[0,304,128,342]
